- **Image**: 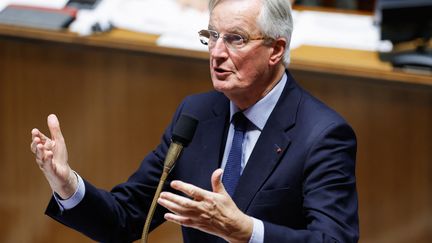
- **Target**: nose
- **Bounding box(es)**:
[210,37,229,60]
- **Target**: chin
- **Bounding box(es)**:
[212,80,232,93]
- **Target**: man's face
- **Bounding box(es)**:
[208,0,274,101]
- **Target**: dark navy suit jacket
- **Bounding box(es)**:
[46,71,359,242]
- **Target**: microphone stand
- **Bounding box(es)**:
[140,141,183,243]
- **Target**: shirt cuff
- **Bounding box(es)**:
[53,171,85,211]
[248,217,264,243]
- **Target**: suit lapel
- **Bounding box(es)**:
[193,95,230,191]
[233,71,302,211]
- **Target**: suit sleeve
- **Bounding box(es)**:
[263,122,359,243]
[45,100,188,243]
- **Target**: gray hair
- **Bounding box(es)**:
[208,0,293,67]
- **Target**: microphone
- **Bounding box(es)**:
[141,114,198,243]
[163,113,199,172]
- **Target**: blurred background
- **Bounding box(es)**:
[0,0,431,242]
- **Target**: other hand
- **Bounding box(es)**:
[30,114,77,199]
[158,169,253,243]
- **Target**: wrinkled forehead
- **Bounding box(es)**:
[209,0,262,33]
[209,0,263,12]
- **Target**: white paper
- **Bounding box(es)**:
[288,10,302,50]
[69,0,209,40]
[111,0,182,35]
[291,10,392,52]
[0,1,9,11]
[156,4,209,51]
[108,0,209,51]
[69,0,121,36]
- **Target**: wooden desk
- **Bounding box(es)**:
[0,24,431,243]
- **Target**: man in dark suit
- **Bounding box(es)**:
[30,0,359,242]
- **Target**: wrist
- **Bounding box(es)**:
[228,214,254,243]
[57,170,78,199]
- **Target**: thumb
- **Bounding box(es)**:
[211,168,227,195]
[47,114,64,141]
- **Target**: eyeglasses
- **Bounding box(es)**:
[198,29,267,50]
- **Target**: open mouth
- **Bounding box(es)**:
[214,67,230,73]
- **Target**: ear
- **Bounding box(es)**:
[268,38,286,66]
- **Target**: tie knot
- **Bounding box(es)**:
[232,112,249,132]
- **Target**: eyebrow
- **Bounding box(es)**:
[227,27,248,35]
[207,25,249,36]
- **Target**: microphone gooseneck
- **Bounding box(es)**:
[141,114,198,243]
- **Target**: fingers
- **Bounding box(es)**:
[35,142,54,161]
[32,126,55,169]
[170,180,210,201]
[30,136,39,154]
[35,143,44,162]
[158,190,217,230]
[30,128,50,154]
[31,128,50,142]
[35,143,53,169]
[158,192,201,216]
[164,213,193,227]
[160,178,244,240]
[44,150,54,162]
[211,168,226,194]
[31,128,39,141]
[47,114,64,141]
[31,114,62,155]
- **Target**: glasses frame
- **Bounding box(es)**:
[198,29,269,50]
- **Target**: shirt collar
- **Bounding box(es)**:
[230,73,287,130]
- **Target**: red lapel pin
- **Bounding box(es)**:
[275,144,282,153]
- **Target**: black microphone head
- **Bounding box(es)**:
[172,114,198,146]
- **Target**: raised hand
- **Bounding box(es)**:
[157,169,253,243]
[30,114,77,199]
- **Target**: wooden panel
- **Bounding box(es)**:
[290,45,432,86]
[1,24,431,87]
[0,37,210,243]
[0,34,431,243]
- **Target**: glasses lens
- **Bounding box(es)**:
[199,30,248,49]
[224,34,245,48]
[198,30,210,45]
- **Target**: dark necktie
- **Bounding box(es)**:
[222,112,249,197]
